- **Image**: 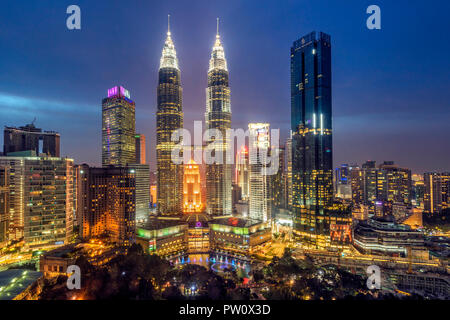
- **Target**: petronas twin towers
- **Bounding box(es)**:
[157,17,232,216]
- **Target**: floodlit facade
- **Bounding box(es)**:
[248,123,272,222]
[183,160,203,213]
[205,20,232,216]
[291,32,333,248]
[236,146,249,201]
[102,86,136,167]
[156,20,183,215]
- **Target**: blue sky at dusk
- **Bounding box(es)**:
[0,0,449,173]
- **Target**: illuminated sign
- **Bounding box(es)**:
[120,86,131,99]
[107,86,131,99]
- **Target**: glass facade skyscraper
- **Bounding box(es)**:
[248,123,272,222]
[157,23,183,215]
[291,32,333,248]
[205,23,232,216]
[102,86,136,167]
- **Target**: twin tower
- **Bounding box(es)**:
[156,17,232,216]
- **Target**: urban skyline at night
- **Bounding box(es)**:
[0,0,449,307]
[1,0,449,173]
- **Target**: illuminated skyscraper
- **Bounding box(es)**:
[76,165,136,247]
[157,17,183,215]
[0,166,8,245]
[130,164,150,222]
[236,146,249,201]
[102,86,136,166]
[135,133,146,164]
[272,144,285,211]
[205,19,232,216]
[183,160,203,213]
[424,172,450,214]
[248,123,272,222]
[286,137,292,210]
[291,32,333,248]
[0,156,74,248]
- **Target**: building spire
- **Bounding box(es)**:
[216,17,219,38]
[168,14,171,35]
[160,15,179,70]
[209,18,227,72]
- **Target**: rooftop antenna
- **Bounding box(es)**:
[216,17,219,37]
[168,14,171,35]
[31,117,36,126]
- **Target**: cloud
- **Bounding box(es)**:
[0,92,97,121]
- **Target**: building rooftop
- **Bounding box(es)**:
[211,216,264,228]
[0,269,42,300]
[137,217,188,231]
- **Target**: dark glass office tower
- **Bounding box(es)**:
[291,32,333,248]
[205,21,232,216]
[157,22,183,215]
[4,123,60,157]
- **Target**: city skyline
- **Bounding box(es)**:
[1,0,449,173]
[0,1,449,303]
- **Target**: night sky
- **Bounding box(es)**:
[0,0,449,173]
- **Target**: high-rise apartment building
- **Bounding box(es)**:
[0,156,74,248]
[335,164,352,199]
[156,21,183,215]
[248,123,272,222]
[205,21,232,216]
[350,165,364,205]
[286,137,292,210]
[291,31,333,247]
[4,123,60,157]
[377,161,412,205]
[272,144,285,211]
[129,164,150,222]
[76,165,136,247]
[424,172,450,214]
[362,160,377,205]
[412,174,425,208]
[102,86,136,167]
[0,166,8,245]
[358,161,412,209]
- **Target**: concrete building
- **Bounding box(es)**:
[0,156,74,248]
[353,216,425,257]
[3,123,60,157]
[76,165,136,247]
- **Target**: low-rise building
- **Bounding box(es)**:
[136,218,188,256]
[389,272,449,299]
[135,214,272,258]
[353,216,425,257]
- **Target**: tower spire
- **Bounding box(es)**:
[209,18,227,72]
[160,15,179,70]
[168,14,171,35]
[216,17,219,38]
